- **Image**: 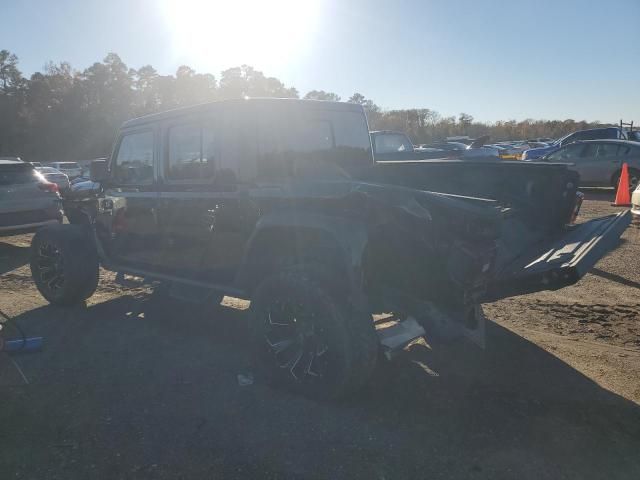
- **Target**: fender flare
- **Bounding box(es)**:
[234,209,369,303]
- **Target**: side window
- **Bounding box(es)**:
[549,144,584,161]
[596,143,619,157]
[113,131,154,184]
[606,129,618,139]
[581,144,597,158]
[257,114,290,180]
[167,123,216,181]
[619,145,632,156]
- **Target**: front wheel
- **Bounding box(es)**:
[30,225,99,306]
[248,270,378,400]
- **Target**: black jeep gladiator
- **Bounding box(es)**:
[29,99,630,399]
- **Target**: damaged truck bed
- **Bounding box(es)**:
[40,99,629,399]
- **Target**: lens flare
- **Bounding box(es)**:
[161,0,321,72]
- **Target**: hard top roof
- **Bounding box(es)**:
[121,98,365,129]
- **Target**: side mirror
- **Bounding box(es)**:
[90,159,109,182]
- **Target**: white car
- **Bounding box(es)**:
[49,161,82,179]
[632,182,640,221]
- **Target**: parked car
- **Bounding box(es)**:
[542,140,640,190]
[36,167,70,192]
[29,99,629,400]
[522,127,633,161]
[0,159,63,235]
[489,143,528,160]
[628,131,640,142]
[371,131,499,160]
[70,175,91,185]
[48,161,83,179]
[419,142,468,152]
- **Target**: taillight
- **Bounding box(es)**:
[38,181,59,193]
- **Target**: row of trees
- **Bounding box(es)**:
[0,50,609,162]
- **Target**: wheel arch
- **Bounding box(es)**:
[611,166,640,188]
[235,210,369,305]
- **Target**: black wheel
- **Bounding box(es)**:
[30,225,99,306]
[248,270,378,400]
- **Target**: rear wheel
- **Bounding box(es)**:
[30,225,99,306]
[248,270,378,400]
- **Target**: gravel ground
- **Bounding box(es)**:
[1,192,639,479]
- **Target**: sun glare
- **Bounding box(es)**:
[161,0,321,72]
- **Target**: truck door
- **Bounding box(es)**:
[96,129,163,269]
[155,108,259,284]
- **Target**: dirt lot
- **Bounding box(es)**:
[1,192,639,479]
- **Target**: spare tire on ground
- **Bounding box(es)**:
[30,224,99,306]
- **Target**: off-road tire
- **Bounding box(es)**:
[30,225,99,306]
[248,270,378,400]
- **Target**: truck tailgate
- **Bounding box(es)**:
[484,210,631,301]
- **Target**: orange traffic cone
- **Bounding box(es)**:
[612,162,632,207]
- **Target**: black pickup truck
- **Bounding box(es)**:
[30,99,630,399]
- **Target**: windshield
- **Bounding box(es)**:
[553,133,573,146]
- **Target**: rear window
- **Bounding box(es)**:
[578,129,617,140]
[255,107,372,180]
[374,134,414,154]
[57,162,80,168]
[0,164,37,185]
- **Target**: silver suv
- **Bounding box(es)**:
[0,160,63,235]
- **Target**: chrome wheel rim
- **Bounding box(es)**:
[263,299,330,382]
[36,242,65,293]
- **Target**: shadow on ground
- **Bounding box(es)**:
[0,241,30,276]
[580,188,615,202]
[1,294,639,479]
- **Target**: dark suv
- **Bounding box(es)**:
[29,99,630,399]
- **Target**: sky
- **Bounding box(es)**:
[2,0,639,123]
